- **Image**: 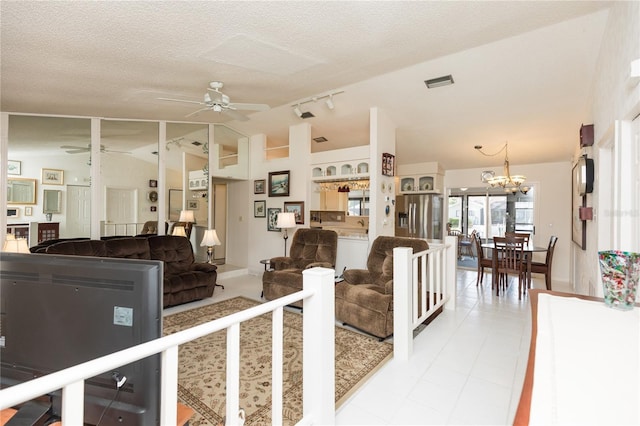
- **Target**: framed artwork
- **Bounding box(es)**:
[254,179,265,194]
[8,160,21,175]
[42,168,64,185]
[254,200,266,218]
[284,201,305,224]
[382,153,395,176]
[24,206,33,216]
[267,207,282,231]
[187,200,198,209]
[149,179,158,188]
[268,170,290,197]
[571,160,586,250]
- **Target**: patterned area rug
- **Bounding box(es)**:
[164,296,393,425]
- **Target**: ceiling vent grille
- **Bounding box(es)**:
[424,74,454,88]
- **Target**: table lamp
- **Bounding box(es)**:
[200,229,221,264]
[178,209,195,238]
[172,225,187,237]
[276,212,297,256]
[3,234,30,253]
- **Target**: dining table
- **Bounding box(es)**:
[481,240,548,295]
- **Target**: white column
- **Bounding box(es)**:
[444,235,457,310]
[393,247,413,361]
[302,267,335,424]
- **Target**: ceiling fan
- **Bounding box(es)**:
[158,81,270,121]
[61,144,131,154]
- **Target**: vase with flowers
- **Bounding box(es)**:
[598,250,640,310]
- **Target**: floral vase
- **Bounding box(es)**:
[598,250,640,310]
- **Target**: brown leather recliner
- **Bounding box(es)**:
[262,228,338,307]
[335,236,429,340]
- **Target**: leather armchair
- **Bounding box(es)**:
[335,236,429,340]
[262,228,338,307]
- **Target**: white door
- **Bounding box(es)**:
[66,185,91,237]
[105,187,137,236]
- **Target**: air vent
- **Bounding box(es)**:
[313,136,328,143]
[424,74,454,89]
[301,111,315,119]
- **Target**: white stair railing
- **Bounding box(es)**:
[0,267,336,426]
[393,236,457,361]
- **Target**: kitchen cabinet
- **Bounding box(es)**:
[311,160,369,181]
[397,174,443,194]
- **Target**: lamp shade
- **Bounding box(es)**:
[178,209,195,223]
[172,225,187,237]
[200,229,221,247]
[3,237,30,253]
[276,212,296,229]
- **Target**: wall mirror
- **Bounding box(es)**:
[7,178,36,204]
[43,189,62,214]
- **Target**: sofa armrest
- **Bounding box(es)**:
[343,269,371,285]
[191,263,218,273]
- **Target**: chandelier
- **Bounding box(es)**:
[475,142,529,194]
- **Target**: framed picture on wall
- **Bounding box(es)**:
[284,201,304,224]
[8,160,21,176]
[571,160,586,250]
[187,200,198,210]
[267,207,282,231]
[254,200,266,218]
[254,179,265,194]
[268,171,290,197]
[42,168,64,185]
[382,153,395,177]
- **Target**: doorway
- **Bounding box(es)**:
[105,187,137,236]
[211,183,227,264]
[66,185,91,237]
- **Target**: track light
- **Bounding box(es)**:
[293,105,303,118]
[325,95,334,110]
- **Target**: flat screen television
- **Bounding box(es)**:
[0,253,163,425]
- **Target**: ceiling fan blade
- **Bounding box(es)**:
[60,145,88,150]
[158,97,204,106]
[65,149,90,154]
[229,102,270,111]
[223,109,250,122]
[185,107,210,118]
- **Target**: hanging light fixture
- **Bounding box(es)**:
[475,142,529,194]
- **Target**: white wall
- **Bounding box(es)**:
[243,124,312,274]
[576,1,640,296]
[445,161,572,284]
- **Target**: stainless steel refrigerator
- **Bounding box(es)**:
[395,193,444,240]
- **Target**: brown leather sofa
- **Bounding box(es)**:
[335,236,429,340]
[42,235,217,308]
[262,228,338,308]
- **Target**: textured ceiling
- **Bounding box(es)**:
[1,1,613,170]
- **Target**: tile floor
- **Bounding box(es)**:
[164,265,572,426]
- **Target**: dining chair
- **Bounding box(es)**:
[474,232,493,287]
[459,230,475,259]
[493,236,527,298]
[505,231,531,244]
[529,235,558,290]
